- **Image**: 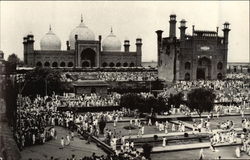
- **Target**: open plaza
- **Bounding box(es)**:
[1,72,249,160]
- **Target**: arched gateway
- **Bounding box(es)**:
[81,48,96,67]
[197,57,212,80]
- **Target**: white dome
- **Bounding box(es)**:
[69,19,95,50]
[102,29,121,52]
[40,26,61,51]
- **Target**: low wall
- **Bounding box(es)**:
[57,106,121,112]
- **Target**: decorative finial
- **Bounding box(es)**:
[81,14,83,23]
[111,27,113,34]
[49,24,51,31]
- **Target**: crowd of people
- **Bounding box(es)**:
[14,69,250,160]
[15,95,58,150]
[159,79,249,104]
[59,93,121,107]
[16,94,150,159]
[226,73,250,80]
[61,71,158,82]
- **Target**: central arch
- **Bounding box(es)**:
[197,57,211,80]
[81,48,96,67]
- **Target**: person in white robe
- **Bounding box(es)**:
[235,146,241,158]
[66,134,70,145]
[199,148,204,160]
[162,137,166,147]
[141,126,145,135]
[60,137,65,149]
[182,124,185,132]
[165,125,168,134]
[172,124,175,132]
[148,118,152,126]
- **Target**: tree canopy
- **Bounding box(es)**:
[120,93,170,113]
[187,88,216,116]
[167,92,184,108]
[21,68,72,97]
[7,53,20,65]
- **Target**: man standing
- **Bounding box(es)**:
[60,137,65,149]
[199,148,205,160]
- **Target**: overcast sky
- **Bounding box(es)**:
[0,1,249,62]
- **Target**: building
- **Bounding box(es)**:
[227,62,250,73]
[23,16,142,68]
[0,50,6,75]
[72,80,109,96]
[156,14,230,82]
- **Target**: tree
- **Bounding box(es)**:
[156,96,170,113]
[120,93,144,110]
[7,53,20,65]
[144,96,158,113]
[142,143,153,159]
[167,92,184,108]
[98,115,107,134]
[21,68,71,96]
[120,93,170,115]
[187,88,216,117]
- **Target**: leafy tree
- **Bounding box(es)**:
[98,115,107,134]
[144,96,158,113]
[142,143,153,159]
[187,88,216,117]
[167,92,184,108]
[156,96,170,113]
[120,93,144,110]
[120,93,170,115]
[21,68,71,96]
[7,53,20,65]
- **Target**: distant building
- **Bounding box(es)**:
[0,50,6,75]
[156,14,230,81]
[23,15,142,68]
[72,80,109,96]
[227,62,250,73]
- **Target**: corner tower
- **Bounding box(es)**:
[169,14,177,38]
[23,33,34,66]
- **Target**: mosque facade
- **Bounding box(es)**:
[23,16,142,68]
[156,14,230,81]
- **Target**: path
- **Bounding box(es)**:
[21,126,106,160]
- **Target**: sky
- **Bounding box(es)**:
[0,1,249,62]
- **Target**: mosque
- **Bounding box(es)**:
[157,14,230,81]
[23,15,142,68]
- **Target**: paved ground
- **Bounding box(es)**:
[21,127,106,160]
[104,121,191,138]
[151,145,250,159]
[19,115,250,159]
[184,115,250,130]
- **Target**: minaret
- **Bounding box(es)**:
[156,30,163,67]
[23,36,28,65]
[74,34,78,67]
[169,14,177,38]
[136,37,142,66]
[222,22,230,78]
[222,22,230,45]
[179,19,187,41]
[124,40,130,52]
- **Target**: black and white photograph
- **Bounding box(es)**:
[0,1,249,159]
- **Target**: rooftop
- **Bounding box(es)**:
[72,80,109,87]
